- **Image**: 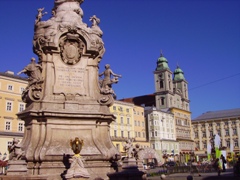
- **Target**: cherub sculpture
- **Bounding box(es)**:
[123,139,134,158]
[35,7,47,25]
[8,138,25,161]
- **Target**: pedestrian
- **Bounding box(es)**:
[220,154,226,172]
[213,158,222,176]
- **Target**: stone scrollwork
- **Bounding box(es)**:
[59,29,85,65]
[17,58,43,104]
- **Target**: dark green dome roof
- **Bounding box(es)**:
[173,66,185,81]
[156,52,169,71]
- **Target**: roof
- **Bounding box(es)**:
[119,94,156,107]
[0,72,27,81]
[192,108,240,121]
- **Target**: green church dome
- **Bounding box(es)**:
[173,66,185,81]
[156,52,169,71]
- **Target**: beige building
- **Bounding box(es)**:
[192,108,240,160]
[0,71,27,159]
[109,101,149,155]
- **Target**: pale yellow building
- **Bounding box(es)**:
[0,71,27,159]
[109,101,150,155]
[133,105,150,148]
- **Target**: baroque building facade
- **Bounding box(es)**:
[153,52,194,161]
[109,100,150,155]
[192,108,240,160]
[145,106,178,162]
[0,71,27,159]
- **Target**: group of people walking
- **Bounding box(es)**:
[213,154,227,176]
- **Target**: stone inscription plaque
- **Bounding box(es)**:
[53,62,86,95]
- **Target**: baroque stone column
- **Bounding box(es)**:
[10,1,120,179]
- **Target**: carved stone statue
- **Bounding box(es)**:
[99,64,121,96]
[17,57,43,103]
[35,7,47,25]
[17,57,42,86]
[90,15,103,37]
[65,138,90,179]
[123,139,134,158]
[133,144,143,160]
[8,138,25,161]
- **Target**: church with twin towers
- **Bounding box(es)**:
[121,51,193,161]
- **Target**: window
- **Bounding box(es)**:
[126,108,129,113]
[8,141,13,149]
[155,131,158,137]
[202,132,206,138]
[161,97,165,105]
[142,132,145,138]
[225,129,229,136]
[6,101,13,111]
[20,87,25,93]
[226,140,230,148]
[120,117,123,124]
[127,118,130,124]
[128,131,130,138]
[18,122,24,132]
[121,131,124,138]
[114,130,117,137]
[113,106,116,110]
[138,121,140,126]
[234,140,239,147]
[5,121,11,131]
[19,103,25,112]
[138,132,141,137]
[195,132,198,138]
[118,107,123,112]
[233,129,237,135]
[152,143,155,149]
[209,131,213,137]
[7,84,13,91]
[134,120,137,126]
[142,122,145,127]
[160,80,164,88]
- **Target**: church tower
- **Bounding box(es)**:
[173,66,190,111]
[154,51,174,109]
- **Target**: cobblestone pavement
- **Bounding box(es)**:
[146,168,240,180]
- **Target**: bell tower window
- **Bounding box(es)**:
[161,97,165,105]
[160,80,164,88]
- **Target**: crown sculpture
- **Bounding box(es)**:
[65,138,90,179]
[13,0,121,179]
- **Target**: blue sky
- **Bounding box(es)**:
[0,0,239,119]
